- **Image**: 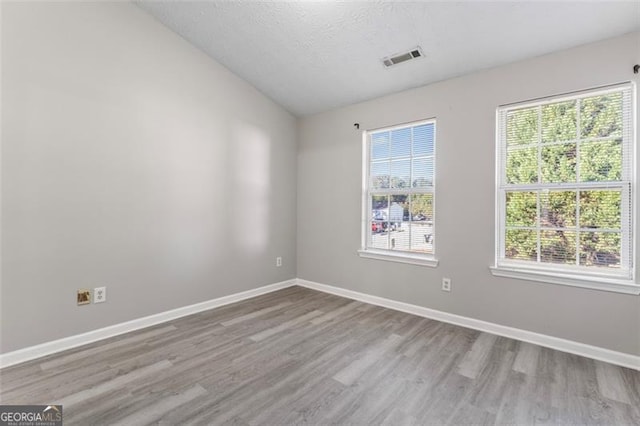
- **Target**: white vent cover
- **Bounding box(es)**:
[382,47,424,68]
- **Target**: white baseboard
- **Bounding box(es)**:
[0,279,297,369]
[296,278,640,371]
[3,277,638,371]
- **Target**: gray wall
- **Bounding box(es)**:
[1,2,297,353]
[1,2,638,358]
[297,32,640,356]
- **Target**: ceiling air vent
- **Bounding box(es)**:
[382,47,424,68]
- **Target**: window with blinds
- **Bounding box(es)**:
[359,119,437,267]
[495,83,636,289]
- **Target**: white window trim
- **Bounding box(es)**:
[489,265,640,295]
[358,119,439,268]
[358,248,439,267]
[492,82,639,295]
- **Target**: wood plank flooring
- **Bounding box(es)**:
[1,286,638,425]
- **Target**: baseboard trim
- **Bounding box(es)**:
[3,277,637,371]
[0,279,297,369]
[296,278,640,371]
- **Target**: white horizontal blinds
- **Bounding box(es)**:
[412,123,435,188]
[367,121,435,254]
[498,83,633,277]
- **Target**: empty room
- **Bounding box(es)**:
[1,0,639,424]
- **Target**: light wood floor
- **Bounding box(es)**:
[1,286,639,425]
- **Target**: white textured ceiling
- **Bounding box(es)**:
[136,1,640,116]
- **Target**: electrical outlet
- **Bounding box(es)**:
[77,289,91,305]
[94,286,107,303]
[442,278,451,292]
[276,256,282,267]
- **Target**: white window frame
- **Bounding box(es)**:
[491,82,639,295]
[358,119,439,267]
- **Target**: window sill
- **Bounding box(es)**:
[489,265,640,295]
[358,249,439,268]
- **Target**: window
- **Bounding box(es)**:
[492,83,638,294]
[359,119,438,267]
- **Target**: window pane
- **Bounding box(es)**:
[412,157,434,188]
[579,232,621,268]
[371,195,389,249]
[505,229,537,261]
[580,92,623,139]
[389,196,408,250]
[390,159,410,189]
[370,161,389,189]
[370,222,389,249]
[413,123,434,155]
[507,107,538,146]
[541,143,576,183]
[390,226,410,251]
[371,132,390,160]
[409,194,433,222]
[579,140,622,182]
[410,222,433,253]
[540,230,576,264]
[372,195,388,219]
[391,127,411,158]
[541,101,576,143]
[580,190,621,229]
[390,195,408,224]
[506,191,537,227]
[506,147,537,184]
[540,191,576,228]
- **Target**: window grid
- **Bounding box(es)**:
[497,83,634,280]
[363,119,436,257]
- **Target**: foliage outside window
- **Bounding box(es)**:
[360,120,437,266]
[495,83,635,289]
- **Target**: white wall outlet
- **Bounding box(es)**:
[442,278,451,292]
[276,256,282,267]
[94,286,107,303]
